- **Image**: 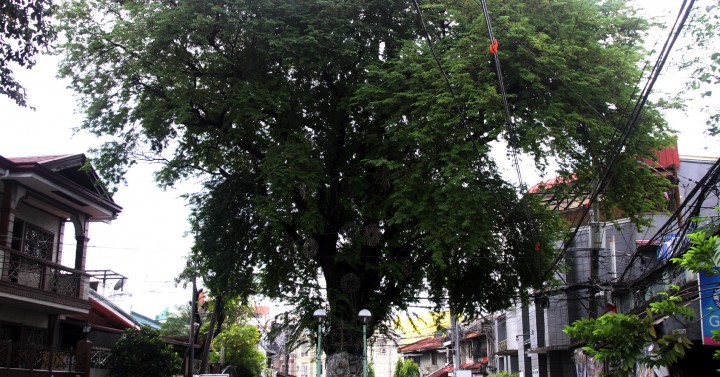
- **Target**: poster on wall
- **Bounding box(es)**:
[699,270,720,345]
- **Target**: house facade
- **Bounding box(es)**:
[492,151,720,376]
[0,154,122,376]
[398,321,492,377]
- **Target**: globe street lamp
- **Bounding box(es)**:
[358,309,372,377]
[313,309,327,377]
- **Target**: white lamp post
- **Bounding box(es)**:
[358,309,372,377]
[313,309,327,377]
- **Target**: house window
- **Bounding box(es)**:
[11,220,54,260]
[497,318,507,342]
[431,351,437,366]
[300,364,308,377]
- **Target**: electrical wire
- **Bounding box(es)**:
[539,0,697,286]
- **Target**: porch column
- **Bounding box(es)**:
[72,215,90,299]
[0,180,18,282]
[0,180,18,248]
[76,338,92,377]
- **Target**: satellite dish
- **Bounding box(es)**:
[113,278,125,291]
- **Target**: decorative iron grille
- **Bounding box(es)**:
[47,348,75,371]
[24,327,47,346]
[90,346,111,369]
[50,269,79,297]
[23,225,54,260]
[0,339,10,367]
[9,256,43,289]
[0,342,76,371]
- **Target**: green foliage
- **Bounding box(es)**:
[564,287,694,376]
[488,372,519,377]
[107,326,181,377]
[212,323,266,377]
[670,222,720,370]
[159,304,192,337]
[0,0,56,107]
[393,358,420,377]
[368,362,376,377]
[671,231,720,275]
[676,1,720,134]
[57,0,672,350]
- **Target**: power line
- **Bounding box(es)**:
[540,0,697,285]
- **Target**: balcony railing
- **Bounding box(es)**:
[0,340,77,371]
[1,245,88,300]
[498,339,507,352]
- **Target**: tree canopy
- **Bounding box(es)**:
[58,0,673,356]
[0,0,56,107]
[212,323,266,377]
[107,327,181,377]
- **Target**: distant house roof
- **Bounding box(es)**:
[427,364,453,377]
[87,289,142,329]
[131,310,162,329]
[640,145,680,171]
[0,153,122,220]
[425,359,489,377]
[529,145,680,194]
[255,305,270,316]
[398,335,447,353]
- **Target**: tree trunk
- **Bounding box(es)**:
[323,326,366,377]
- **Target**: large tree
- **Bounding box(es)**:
[58,0,673,373]
[0,0,56,106]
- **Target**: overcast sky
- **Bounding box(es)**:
[0,54,197,317]
[1,0,718,318]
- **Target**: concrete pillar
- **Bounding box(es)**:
[0,180,18,248]
[72,215,90,299]
[0,180,18,282]
[75,339,92,376]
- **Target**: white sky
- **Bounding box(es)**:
[0,54,196,317]
[1,0,718,318]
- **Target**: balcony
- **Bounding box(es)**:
[0,245,90,313]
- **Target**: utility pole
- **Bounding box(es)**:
[589,202,602,318]
[188,276,197,377]
[452,315,461,372]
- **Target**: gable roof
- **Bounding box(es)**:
[1,153,122,221]
[398,335,447,353]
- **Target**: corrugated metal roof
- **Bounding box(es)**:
[6,154,74,164]
[398,336,446,353]
[427,364,453,377]
[641,145,680,170]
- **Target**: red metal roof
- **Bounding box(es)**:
[427,364,453,377]
[398,336,447,353]
[426,359,488,377]
[641,145,680,170]
[6,155,74,164]
[529,145,679,193]
[528,175,576,193]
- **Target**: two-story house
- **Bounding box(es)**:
[0,154,122,376]
[399,322,492,377]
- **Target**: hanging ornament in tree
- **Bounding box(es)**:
[340,273,360,293]
[364,223,381,246]
[375,168,391,191]
[303,238,318,259]
[297,183,308,200]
